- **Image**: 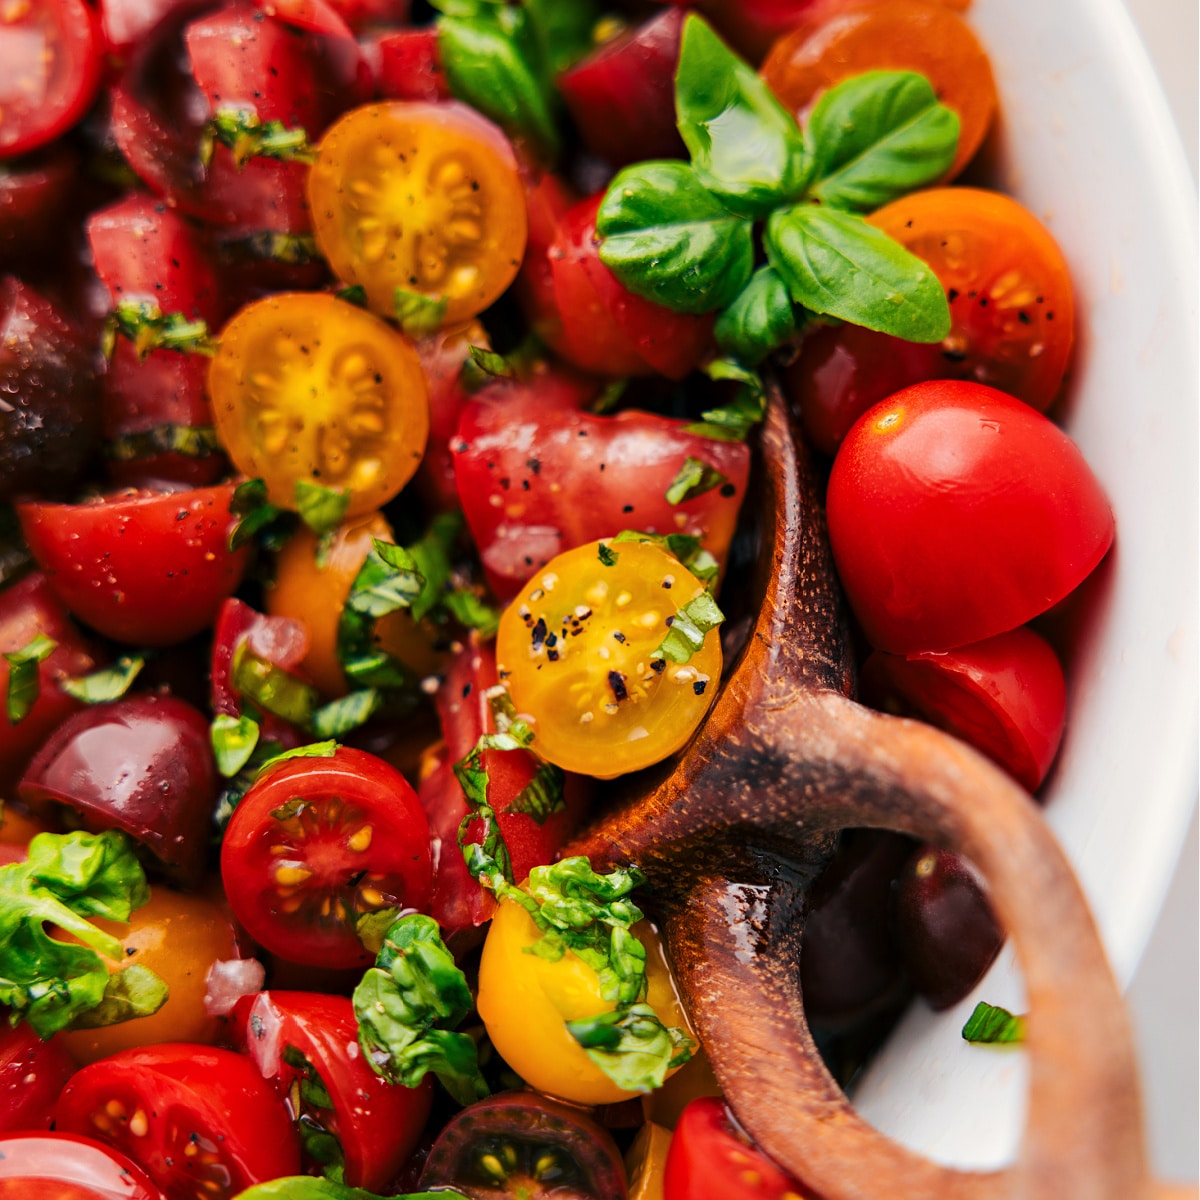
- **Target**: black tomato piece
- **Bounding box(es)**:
[419,1091,629,1200]
[893,844,1005,1011]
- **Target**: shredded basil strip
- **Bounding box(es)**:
[654,592,725,665]
[232,642,320,728]
[210,713,262,778]
[61,656,145,705]
[962,1001,1027,1045]
[104,424,221,463]
[104,299,218,359]
[611,530,720,590]
[201,107,317,168]
[684,360,767,443]
[294,481,350,537]
[665,456,729,506]
[4,633,56,723]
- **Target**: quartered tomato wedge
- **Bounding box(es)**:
[220,746,433,968]
[308,101,528,324]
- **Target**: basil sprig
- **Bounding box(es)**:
[597,16,957,366]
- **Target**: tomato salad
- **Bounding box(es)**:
[0,1,1113,1198]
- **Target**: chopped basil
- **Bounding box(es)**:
[103,299,218,359]
[294,481,350,537]
[665,456,729,506]
[104,424,221,463]
[5,633,56,723]
[962,1001,1026,1045]
[235,1180,467,1200]
[61,656,145,705]
[310,689,382,739]
[232,642,321,728]
[253,740,339,779]
[280,1044,345,1181]
[467,344,515,379]
[653,591,725,665]
[229,477,295,552]
[441,588,500,639]
[566,1002,694,1092]
[684,360,767,443]
[335,284,367,308]
[611,530,719,590]
[201,107,317,168]
[598,543,619,567]
[210,713,262,778]
[394,288,448,336]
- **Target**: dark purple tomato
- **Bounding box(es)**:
[0,277,100,502]
[800,830,914,1031]
[893,845,1004,1011]
[420,1091,628,1200]
[19,693,218,887]
[0,145,80,264]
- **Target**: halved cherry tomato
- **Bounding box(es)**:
[826,380,1114,654]
[0,1025,76,1133]
[231,989,433,1190]
[0,0,103,158]
[209,291,429,515]
[664,1096,814,1200]
[788,188,1076,455]
[17,483,249,646]
[373,27,450,102]
[0,1131,165,1200]
[0,145,80,264]
[308,101,528,324]
[220,746,433,968]
[19,693,218,886]
[859,626,1067,792]
[760,0,996,181]
[55,1044,300,1198]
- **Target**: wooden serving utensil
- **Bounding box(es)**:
[566,381,1186,1200]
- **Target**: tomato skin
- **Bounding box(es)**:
[0,145,80,264]
[55,1044,301,1199]
[17,484,250,646]
[231,989,433,1190]
[221,746,433,968]
[453,397,749,600]
[860,627,1067,792]
[373,28,450,101]
[0,1131,165,1200]
[664,1097,812,1200]
[0,1024,76,1133]
[826,381,1114,654]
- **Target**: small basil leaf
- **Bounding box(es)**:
[684,360,766,443]
[714,266,799,365]
[210,713,261,777]
[104,424,220,464]
[232,644,320,728]
[61,656,145,705]
[566,1002,695,1093]
[962,1001,1026,1045]
[310,689,382,739]
[253,740,340,779]
[611,530,719,590]
[294,481,350,536]
[653,591,724,665]
[665,457,728,506]
[4,634,57,723]
[468,345,515,379]
[765,204,950,342]
[441,589,500,639]
[67,963,169,1030]
[806,71,960,211]
[394,288,448,336]
[524,0,598,76]
[675,15,809,217]
[597,161,755,313]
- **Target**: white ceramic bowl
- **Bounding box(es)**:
[850,0,1198,1168]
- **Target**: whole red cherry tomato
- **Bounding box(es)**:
[826,380,1114,654]
[231,989,433,1190]
[221,746,433,968]
[859,626,1067,792]
[0,1131,165,1200]
[373,28,450,102]
[17,483,249,646]
[55,1044,300,1199]
[0,1025,76,1133]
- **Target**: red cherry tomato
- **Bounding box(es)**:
[231,989,433,1190]
[0,1024,77,1134]
[373,27,450,102]
[664,1097,814,1200]
[55,1044,300,1199]
[0,145,80,264]
[826,380,1114,654]
[19,693,219,886]
[17,483,250,646]
[859,626,1067,792]
[0,0,103,159]
[221,746,433,968]
[0,1131,165,1200]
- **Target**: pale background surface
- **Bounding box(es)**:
[1119,0,1198,1183]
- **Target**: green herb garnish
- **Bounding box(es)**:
[61,656,145,705]
[664,456,729,506]
[962,1001,1026,1045]
[200,107,317,169]
[103,299,218,359]
[5,634,56,723]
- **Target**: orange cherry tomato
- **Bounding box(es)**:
[208,292,429,516]
[266,510,445,697]
[307,101,528,324]
[760,0,997,182]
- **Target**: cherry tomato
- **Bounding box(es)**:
[308,101,528,324]
[0,145,80,264]
[0,1131,165,1200]
[760,0,996,181]
[373,28,451,102]
[0,0,103,158]
[220,746,433,968]
[479,895,691,1106]
[54,887,240,1065]
[55,1044,301,1198]
[859,626,1067,792]
[232,989,433,1190]
[825,381,1114,654]
[208,291,429,515]
[664,1096,813,1200]
[420,1091,629,1200]
[452,395,749,601]
[496,539,722,778]
[266,510,444,698]
[0,1024,76,1133]
[17,484,249,646]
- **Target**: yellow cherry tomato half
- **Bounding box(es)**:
[209,292,429,515]
[496,539,722,778]
[267,510,445,698]
[307,101,528,325]
[478,894,692,1107]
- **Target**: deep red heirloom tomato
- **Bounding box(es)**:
[0,1131,165,1200]
[0,1025,76,1133]
[221,746,433,968]
[826,380,1114,654]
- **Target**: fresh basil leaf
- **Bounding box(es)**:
[684,360,767,442]
[61,656,145,705]
[506,760,565,825]
[597,161,755,313]
[234,1176,469,1200]
[611,530,719,590]
[665,457,728,506]
[442,589,500,639]
[210,713,261,777]
[336,284,367,308]
[714,266,799,364]
[806,71,959,212]
[310,689,382,739]
[675,15,809,217]
[765,204,950,342]
[468,345,515,380]
[253,740,339,779]
[598,543,619,567]
[525,0,598,76]
[232,643,320,728]
[567,1002,695,1092]
[592,379,627,414]
[67,963,169,1029]
[403,515,459,623]
[962,1001,1026,1045]
[654,591,724,665]
[5,634,56,723]
[105,299,218,359]
[394,288,448,336]
[348,542,424,620]
[104,423,220,463]
[202,107,316,169]
[229,477,294,552]
[294,481,350,536]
